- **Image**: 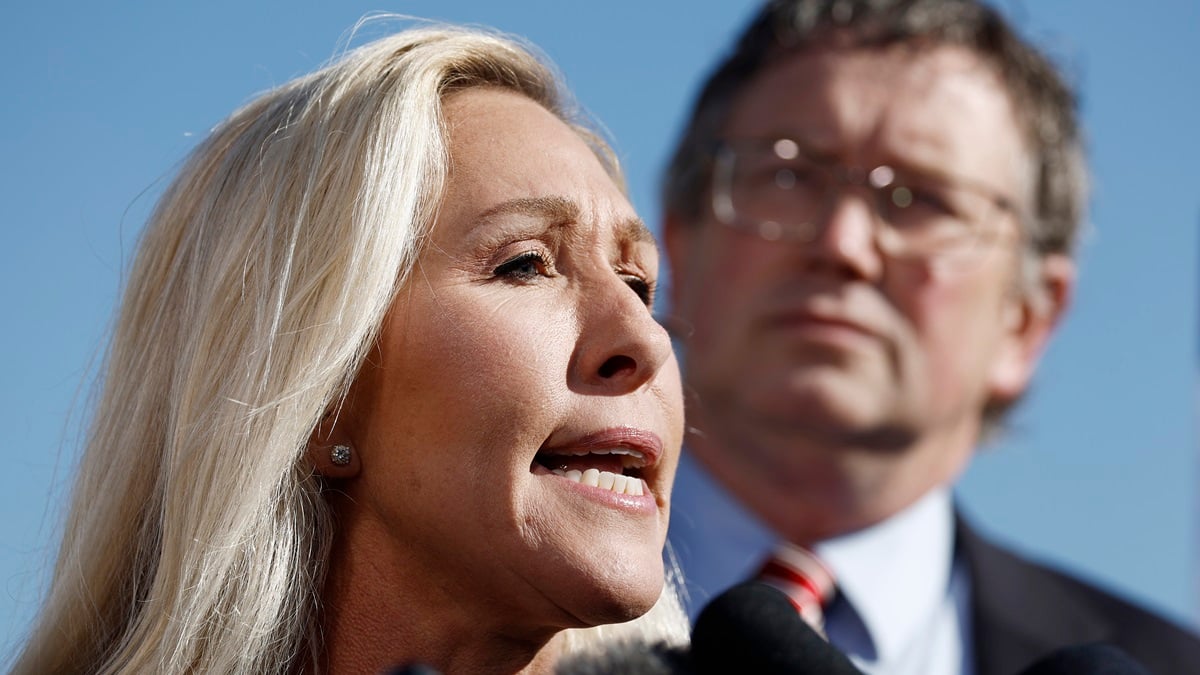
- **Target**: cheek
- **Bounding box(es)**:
[412,292,574,440]
[890,262,1011,396]
[655,354,686,481]
[680,234,782,340]
[355,290,576,483]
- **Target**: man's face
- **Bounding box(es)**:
[668,45,1067,473]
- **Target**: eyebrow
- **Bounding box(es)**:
[617,215,655,246]
[478,195,580,223]
[478,195,655,245]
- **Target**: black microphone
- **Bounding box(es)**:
[1016,643,1152,675]
[691,581,864,674]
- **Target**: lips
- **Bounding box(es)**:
[759,292,885,343]
[533,428,661,498]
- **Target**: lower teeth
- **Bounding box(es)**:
[551,467,643,496]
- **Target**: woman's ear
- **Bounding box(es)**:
[308,410,361,479]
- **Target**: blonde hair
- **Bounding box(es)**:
[13,23,686,675]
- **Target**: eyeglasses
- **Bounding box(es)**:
[710,138,1023,259]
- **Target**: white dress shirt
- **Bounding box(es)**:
[668,451,975,675]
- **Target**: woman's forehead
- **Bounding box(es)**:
[436,88,640,243]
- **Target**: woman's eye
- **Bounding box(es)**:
[493,250,552,281]
[622,274,655,307]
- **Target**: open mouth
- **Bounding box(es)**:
[532,448,647,496]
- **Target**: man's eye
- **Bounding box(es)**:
[494,251,552,281]
[622,274,655,307]
[908,187,957,215]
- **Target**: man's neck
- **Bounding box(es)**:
[685,413,977,545]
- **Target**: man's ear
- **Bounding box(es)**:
[987,253,1075,402]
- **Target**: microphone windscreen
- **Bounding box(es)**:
[1016,643,1152,675]
[691,581,862,675]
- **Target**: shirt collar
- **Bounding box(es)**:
[668,448,957,652]
[815,487,956,664]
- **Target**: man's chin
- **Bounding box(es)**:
[749,368,868,410]
[737,381,916,450]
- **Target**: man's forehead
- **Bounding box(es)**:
[733,43,1010,127]
[725,43,1029,192]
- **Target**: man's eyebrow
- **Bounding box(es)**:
[478,196,581,223]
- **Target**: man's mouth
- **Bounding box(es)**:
[532,448,647,496]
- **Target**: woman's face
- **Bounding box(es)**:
[335,88,683,633]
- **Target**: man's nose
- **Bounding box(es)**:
[796,188,885,280]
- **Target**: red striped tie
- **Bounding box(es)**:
[757,544,836,634]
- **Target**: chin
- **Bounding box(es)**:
[579,580,664,627]
[746,369,884,424]
[550,550,666,628]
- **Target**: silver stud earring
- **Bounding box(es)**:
[330,444,352,467]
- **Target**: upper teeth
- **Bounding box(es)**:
[554,448,645,459]
[591,448,644,458]
[556,448,646,468]
[538,447,648,474]
[552,468,645,496]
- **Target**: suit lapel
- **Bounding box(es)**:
[956,515,1109,675]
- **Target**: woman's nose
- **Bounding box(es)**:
[570,272,673,394]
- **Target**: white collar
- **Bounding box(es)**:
[815,488,956,664]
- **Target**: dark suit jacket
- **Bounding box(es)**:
[958,518,1200,675]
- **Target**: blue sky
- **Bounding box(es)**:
[3,0,1198,651]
